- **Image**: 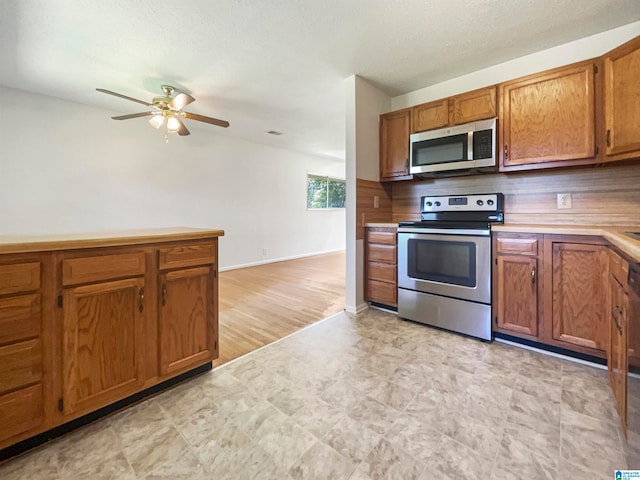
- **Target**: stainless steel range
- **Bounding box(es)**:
[397,193,504,341]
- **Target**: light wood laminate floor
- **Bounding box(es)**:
[215,251,346,367]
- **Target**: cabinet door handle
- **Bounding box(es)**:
[612,304,622,332]
[161,284,167,307]
[531,266,536,284]
[606,129,611,148]
[138,287,144,313]
[503,144,509,160]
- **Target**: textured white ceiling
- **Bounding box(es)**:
[0,0,639,161]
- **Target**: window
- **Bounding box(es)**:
[307,174,346,209]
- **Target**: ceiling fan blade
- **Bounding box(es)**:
[175,116,191,136]
[184,112,230,128]
[170,92,195,109]
[112,112,154,120]
[96,88,152,106]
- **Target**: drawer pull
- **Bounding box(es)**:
[161,284,167,307]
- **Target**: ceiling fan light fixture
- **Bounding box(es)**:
[166,115,181,133]
[149,114,165,129]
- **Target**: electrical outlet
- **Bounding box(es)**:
[557,193,572,209]
[373,195,379,209]
[262,248,268,256]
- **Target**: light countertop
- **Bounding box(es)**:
[364,223,398,228]
[0,227,225,255]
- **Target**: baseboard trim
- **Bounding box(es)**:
[219,249,345,272]
[344,303,369,314]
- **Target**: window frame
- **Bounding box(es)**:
[306,174,346,210]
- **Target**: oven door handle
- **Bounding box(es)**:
[397,227,490,236]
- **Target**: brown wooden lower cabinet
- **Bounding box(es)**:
[0,228,223,451]
[494,233,609,358]
[159,266,217,376]
[61,277,145,416]
[365,227,397,307]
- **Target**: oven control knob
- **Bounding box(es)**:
[487,199,494,206]
[434,201,441,207]
[476,200,484,206]
[425,201,433,207]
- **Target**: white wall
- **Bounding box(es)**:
[0,87,345,270]
[344,75,391,313]
[392,21,640,110]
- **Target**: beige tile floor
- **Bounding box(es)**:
[0,308,628,479]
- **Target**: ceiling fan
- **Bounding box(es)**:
[96,85,229,136]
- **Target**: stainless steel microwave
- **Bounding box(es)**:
[409,118,496,175]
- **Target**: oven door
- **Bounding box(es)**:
[397,229,491,304]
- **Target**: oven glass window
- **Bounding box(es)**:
[413,133,467,166]
[407,239,476,287]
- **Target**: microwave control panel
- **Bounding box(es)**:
[473,130,494,159]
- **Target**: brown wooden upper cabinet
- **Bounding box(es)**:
[380,108,412,181]
[410,86,497,133]
[411,99,449,133]
[499,61,598,171]
[604,35,640,161]
[451,87,497,126]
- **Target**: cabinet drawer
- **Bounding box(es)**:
[367,231,396,245]
[0,384,43,442]
[63,252,145,286]
[0,263,40,296]
[609,249,629,291]
[367,280,397,306]
[368,262,396,284]
[0,339,42,394]
[496,236,538,256]
[159,242,216,270]
[0,294,41,345]
[367,245,397,264]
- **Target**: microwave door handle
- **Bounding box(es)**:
[467,131,474,161]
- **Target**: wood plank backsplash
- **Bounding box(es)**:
[391,163,640,225]
[356,179,393,239]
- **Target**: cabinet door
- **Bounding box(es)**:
[604,36,640,160]
[159,266,215,376]
[551,243,608,350]
[62,277,145,416]
[411,99,449,133]
[496,255,538,336]
[380,109,411,180]
[451,87,497,125]
[500,63,596,169]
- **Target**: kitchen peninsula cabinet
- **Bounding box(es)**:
[0,260,47,444]
[499,61,598,171]
[604,35,640,162]
[380,109,412,181]
[0,228,223,451]
[158,243,218,376]
[494,234,541,338]
[365,226,397,308]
